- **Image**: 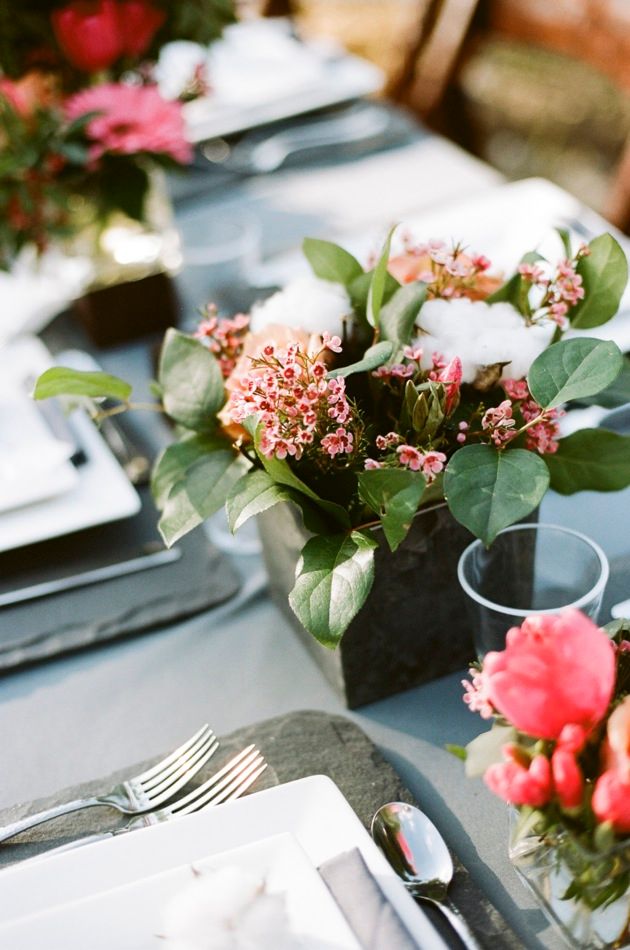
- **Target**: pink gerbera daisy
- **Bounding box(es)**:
[65,83,192,164]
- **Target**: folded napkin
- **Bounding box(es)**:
[319,848,420,949]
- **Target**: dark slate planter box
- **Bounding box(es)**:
[257,502,477,708]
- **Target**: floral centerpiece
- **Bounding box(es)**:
[0,0,234,268]
[35,227,630,651]
[457,610,630,949]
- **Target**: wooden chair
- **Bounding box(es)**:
[387,0,630,231]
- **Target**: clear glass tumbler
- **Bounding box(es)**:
[457,523,609,658]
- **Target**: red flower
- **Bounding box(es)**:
[118,0,165,57]
[51,0,124,72]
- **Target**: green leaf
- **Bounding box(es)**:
[528,338,623,410]
[158,329,225,431]
[328,340,394,379]
[33,367,132,402]
[252,423,350,527]
[226,469,293,533]
[151,433,225,509]
[367,226,396,328]
[348,268,400,315]
[545,428,630,494]
[464,724,517,778]
[574,356,630,409]
[571,234,628,328]
[158,449,250,547]
[445,744,467,761]
[556,227,572,258]
[301,237,363,286]
[288,530,378,647]
[358,468,426,551]
[379,281,427,346]
[444,444,550,545]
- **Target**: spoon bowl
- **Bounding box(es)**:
[372,801,481,949]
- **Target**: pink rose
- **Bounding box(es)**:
[592,769,630,833]
[484,746,552,807]
[483,610,615,740]
[551,748,584,809]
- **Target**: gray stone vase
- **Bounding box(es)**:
[257,502,477,708]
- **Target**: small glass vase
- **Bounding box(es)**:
[67,169,183,346]
[509,810,630,949]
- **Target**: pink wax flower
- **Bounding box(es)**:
[484,746,552,807]
[64,83,192,164]
[483,610,616,741]
[592,769,630,834]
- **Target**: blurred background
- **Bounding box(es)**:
[249,0,630,231]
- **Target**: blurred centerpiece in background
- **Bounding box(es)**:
[0,0,235,343]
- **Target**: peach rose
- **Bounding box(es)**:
[388,251,502,300]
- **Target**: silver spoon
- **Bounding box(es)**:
[371,801,481,950]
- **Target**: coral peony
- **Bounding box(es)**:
[604,696,630,780]
[484,747,552,807]
[483,610,615,740]
[52,0,124,72]
[592,769,630,834]
[64,83,192,164]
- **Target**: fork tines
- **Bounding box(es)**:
[169,745,267,817]
[128,725,219,808]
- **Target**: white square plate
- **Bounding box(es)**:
[0,775,447,949]
[0,832,362,949]
[181,21,384,143]
[0,336,140,552]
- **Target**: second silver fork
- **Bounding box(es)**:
[0,724,218,844]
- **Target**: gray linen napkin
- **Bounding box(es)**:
[319,847,420,949]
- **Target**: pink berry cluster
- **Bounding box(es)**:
[195,308,250,378]
[518,244,590,328]
[226,336,360,464]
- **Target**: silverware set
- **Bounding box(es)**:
[0,725,266,851]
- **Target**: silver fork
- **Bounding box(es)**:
[0,725,218,844]
[37,745,267,855]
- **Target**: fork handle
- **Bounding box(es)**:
[0,796,105,843]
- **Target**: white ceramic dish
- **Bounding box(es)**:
[250,177,630,351]
[0,775,447,948]
[0,337,140,552]
[0,832,362,949]
[182,21,384,144]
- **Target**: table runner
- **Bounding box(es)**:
[0,710,520,949]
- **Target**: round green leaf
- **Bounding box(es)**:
[545,428,630,494]
[289,530,378,647]
[158,329,225,431]
[444,444,550,545]
[571,233,628,329]
[33,367,132,402]
[528,338,623,410]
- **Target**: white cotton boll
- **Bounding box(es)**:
[161,866,294,950]
[155,42,209,100]
[249,276,351,337]
[415,298,554,384]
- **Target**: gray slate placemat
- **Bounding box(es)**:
[0,710,519,949]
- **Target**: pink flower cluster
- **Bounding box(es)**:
[364,445,446,482]
[227,339,359,463]
[464,610,630,833]
[195,310,249,378]
[64,83,192,164]
[519,246,590,328]
[481,400,517,446]
[390,237,492,299]
[503,379,562,455]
